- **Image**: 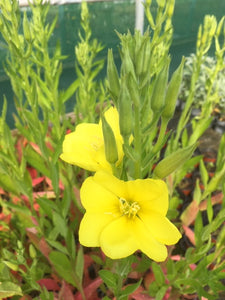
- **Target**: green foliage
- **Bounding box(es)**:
[179,54,225,113]
[0,0,225,299]
[75,1,105,123]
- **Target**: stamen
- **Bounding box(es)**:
[119,198,140,218]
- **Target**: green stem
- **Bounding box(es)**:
[77,283,87,300]
[134,105,141,179]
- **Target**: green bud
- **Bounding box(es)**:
[118,77,133,138]
[101,114,118,164]
[23,12,31,42]
[81,1,89,22]
[167,0,175,18]
[153,144,196,179]
[151,58,170,112]
[162,57,185,120]
[135,31,150,77]
[121,46,136,79]
[107,49,120,103]
[127,73,140,107]
[208,15,217,37]
[157,0,166,8]
[216,17,224,37]
[142,40,151,76]
[146,0,152,6]
[29,244,37,259]
[196,25,202,50]
[5,0,12,13]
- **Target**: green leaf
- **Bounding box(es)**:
[60,187,72,219]
[194,211,203,247]
[151,262,165,286]
[37,197,57,218]
[66,229,76,261]
[199,159,209,187]
[59,79,79,104]
[155,286,168,300]
[0,263,11,282]
[75,247,84,284]
[0,173,20,195]
[49,162,59,196]
[49,251,77,287]
[91,254,104,266]
[47,239,69,255]
[119,279,142,299]
[25,146,50,177]
[0,282,22,298]
[52,211,68,238]
[99,269,118,292]
[116,256,135,278]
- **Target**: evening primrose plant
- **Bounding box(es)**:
[60,0,184,262]
[0,0,225,299]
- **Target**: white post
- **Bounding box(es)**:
[135,0,145,34]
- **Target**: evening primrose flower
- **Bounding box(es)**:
[60,107,123,173]
[79,171,182,261]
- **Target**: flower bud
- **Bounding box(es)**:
[153,144,196,178]
[81,1,88,22]
[167,0,175,18]
[146,0,152,5]
[162,57,184,120]
[216,17,224,38]
[118,77,133,138]
[101,114,118,164]
[121,46,136,79]
[127,73,140,107]
[157,0,165,8]
[142,40,151,76]
[135,31,150,77]
[151,58,170,112]
[107,49,120,103]
[5,0,12,13]
[23,12,31,42]
[29,244,37,259]
[196,25,202,50]
[208,15,217,37]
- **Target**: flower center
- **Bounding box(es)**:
[91,136,103,151]
[119,198,140,218]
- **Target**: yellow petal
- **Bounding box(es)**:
[80,176,120,214]
[133,217,168,262]
[139,211,182,245]
[60,123,111,172]
[93,171,128,199]
[79,212,115,247]
[100,217,138,259]
[126,178,168,216]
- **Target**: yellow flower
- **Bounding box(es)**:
[79,171,182,261]
[60,107,123,173]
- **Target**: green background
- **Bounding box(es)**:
[1,0,225,127]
